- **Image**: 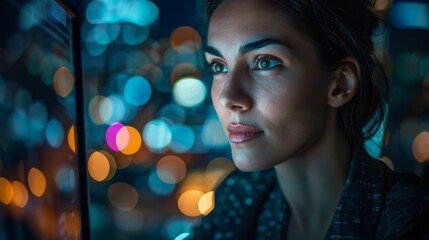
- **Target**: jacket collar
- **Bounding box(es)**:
[325,149,386,238]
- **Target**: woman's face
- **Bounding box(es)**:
[206,0,332,171]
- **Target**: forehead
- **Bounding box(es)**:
[207,0,306,49]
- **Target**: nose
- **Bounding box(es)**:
[218,69,252,112]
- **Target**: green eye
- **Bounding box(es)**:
[254,57,281,70]
[210,62,228,74]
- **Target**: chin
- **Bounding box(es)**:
[231,153,275,172]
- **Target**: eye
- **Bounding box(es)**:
[254,56,281,71]
[209,61,228,75]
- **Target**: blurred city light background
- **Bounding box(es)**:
[0,0,428,239]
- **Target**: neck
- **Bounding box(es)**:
[274,113,351,239]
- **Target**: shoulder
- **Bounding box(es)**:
[191,169,277,239]
[376,160,429,238]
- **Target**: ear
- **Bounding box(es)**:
[327,57,360,108]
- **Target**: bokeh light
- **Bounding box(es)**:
[68,125,77,153]
[148,170,176,196]
[165,217,193,240]
[412,131,429,163]
[12,181,29,208]
[172,77,207,108]
[170,124,195,153]
[202,117,229,148]
[100,95,125,124]
[143,119,172,152]
[0,177,13,205]
[198,191,215,215]
[11,109,29,139]
[28,168,47,197]
[158,103,186,124]
[85,41,108,56]
[89,96,106,125]
[28,102,48,131]
[169,26,202,53]
[106,122,124,152]
[390,2,429,29]
[122,24,150,45]
[55,167,76,193]
[177,190,204,217]
[170,63,200,85]
[374,0,393,11]
[88,151,113,182]
[106,122,125,152]
[86,0,159,26]
[45,118,64,148]
[53,66,74,97]
[156,155,187,184]
[124,76,152,106]
[59,212,81,237]
[117,126,142,155]
[205,157,236,189]
[108,182,139,211]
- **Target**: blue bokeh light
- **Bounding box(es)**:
[122,24,150,45]
[202,117,229,148]
[10,109,29,139]
[143,119,172,151]
[148,170,176,196]
[55,167,76,193]
[124,76,152,106]
[45,118,64,148]
[165,217,194,240]
[390,2,429,29]
[159,103,187,124]
[28,102,48,131]
[85,40,108,56]
[170,124,195,153]
[86,0,159,26]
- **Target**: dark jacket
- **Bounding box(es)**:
[191,150,429,239]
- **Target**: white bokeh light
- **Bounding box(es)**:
[173,77,206,107]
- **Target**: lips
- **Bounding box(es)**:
[227,123,263,143]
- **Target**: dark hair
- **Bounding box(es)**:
[202,0,389,146]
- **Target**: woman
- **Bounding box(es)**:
[191,0,429,239]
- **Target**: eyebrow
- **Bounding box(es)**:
[204,38,294,58]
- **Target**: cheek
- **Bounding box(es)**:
[211,81,223,114]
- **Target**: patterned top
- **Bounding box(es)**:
[191,149,429,239]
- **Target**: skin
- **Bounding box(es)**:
[205,0,360,239]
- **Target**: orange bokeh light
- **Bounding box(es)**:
[169,26,202,53]
[28,168,47,197]
[156,155,187,184]
[0,177,13,205]
[117,126,142,155]
[88,151,111,182]
[12,181,28,208]
[53,66,74,97]
[178,189,204,217]
[170,63,200,85]
[412,131,429,163]
[68,125,76,153]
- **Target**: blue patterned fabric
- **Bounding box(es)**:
[191,150,429,239]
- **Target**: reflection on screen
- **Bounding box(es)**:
[0,0,82,239]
